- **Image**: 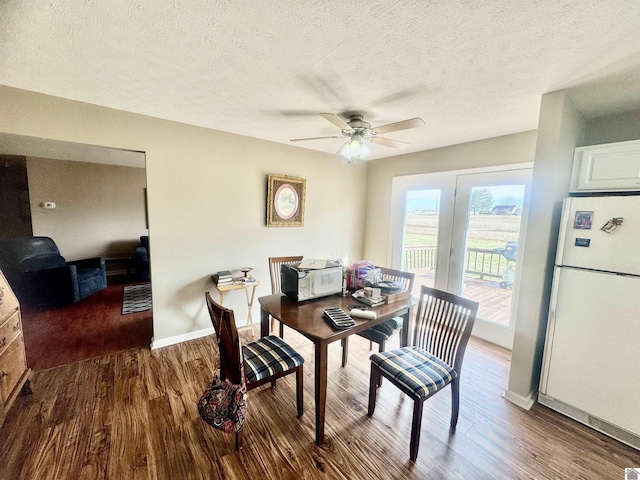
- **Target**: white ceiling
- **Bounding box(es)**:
[2,1,640,161]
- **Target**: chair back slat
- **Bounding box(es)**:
[205,292,243,385]
[413,286,478,371]
[376,266,415,292]
[268,256,303,294]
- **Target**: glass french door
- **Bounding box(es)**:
[392,174,456,298]
[448,169,531,348]
[394,167,531,349]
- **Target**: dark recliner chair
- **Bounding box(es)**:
[0,236,107,307]
[134,235,150,281]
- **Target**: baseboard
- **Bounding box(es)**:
[503,389,536,410]
[150,327,214,350]
[539,393,640,451]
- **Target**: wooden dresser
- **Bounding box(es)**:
[0,269,31,427]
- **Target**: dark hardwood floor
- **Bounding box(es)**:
[1,323,638,479]
[20,278,153,371]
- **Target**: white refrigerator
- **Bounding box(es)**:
[539,195,640,450]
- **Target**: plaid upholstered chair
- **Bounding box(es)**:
[341,267,415,367]
[200,293,304,449]
[268,255,303,337]
[367,285,478,461]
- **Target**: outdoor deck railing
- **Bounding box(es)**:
[403,245,514,279]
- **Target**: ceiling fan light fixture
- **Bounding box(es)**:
[291,112,425,164]
[340,133,370,163]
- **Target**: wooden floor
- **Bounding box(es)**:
[462,279,513,326]
[20,280,153,371]
[413,273,513,325]
[1,325,638,479]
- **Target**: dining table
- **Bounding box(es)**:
[259,292,414,445]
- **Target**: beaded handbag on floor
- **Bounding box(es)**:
[198,369,247,434]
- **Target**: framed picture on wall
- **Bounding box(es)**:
[266,174,306,227]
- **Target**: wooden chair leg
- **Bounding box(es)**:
[376,339,386,386]
[367,364,381,416]
[296,365,304,417]
[279,321,284,338]
[235,429,244,450]
[450,377,460,429]
[410,399,424,462]
[341,337,349,367]
[369,339,373,350]
[271,378,277,388]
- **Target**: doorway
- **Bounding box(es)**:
[0,133,153,369]
[393,165,532,349]
[0,155,32,239]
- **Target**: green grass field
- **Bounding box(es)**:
[404,213,522,250]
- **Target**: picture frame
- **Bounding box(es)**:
[266,174,306,227]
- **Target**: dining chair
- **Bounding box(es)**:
[367,285,478,462]
[202,292,304,449]
[341,267,415,367]
[268,255,303,336]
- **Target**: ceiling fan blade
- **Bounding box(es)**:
[370,137,409,149]
[320,113,353,131]
[336,142,349,156]
[373,117,424,134]
[290,135,344,142]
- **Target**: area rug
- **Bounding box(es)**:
[122,283,152,314]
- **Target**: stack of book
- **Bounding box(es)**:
[352,291,386,307]
[383,290,411,304]
[212,270,233,286]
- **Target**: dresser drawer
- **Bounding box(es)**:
[0,334,27,403]
[0,281,19,323]
[0,311,21,354]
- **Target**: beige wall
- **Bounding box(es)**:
[26,157,147,260]
[582,109,640,146]
[0,85,367,343]
[505,91,586,407]
[363,130,538,265]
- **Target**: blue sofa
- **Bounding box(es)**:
[0,236,107,307]
[134,235,150,281]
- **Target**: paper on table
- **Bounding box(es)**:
[298,259,327,269]
[349,309,377,320]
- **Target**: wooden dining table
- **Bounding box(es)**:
[259,293,414,445]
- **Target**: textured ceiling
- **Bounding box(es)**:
[2,1,640,161]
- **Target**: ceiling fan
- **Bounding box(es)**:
[290,113,425,162]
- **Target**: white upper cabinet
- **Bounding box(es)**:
[570,139,640,193]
